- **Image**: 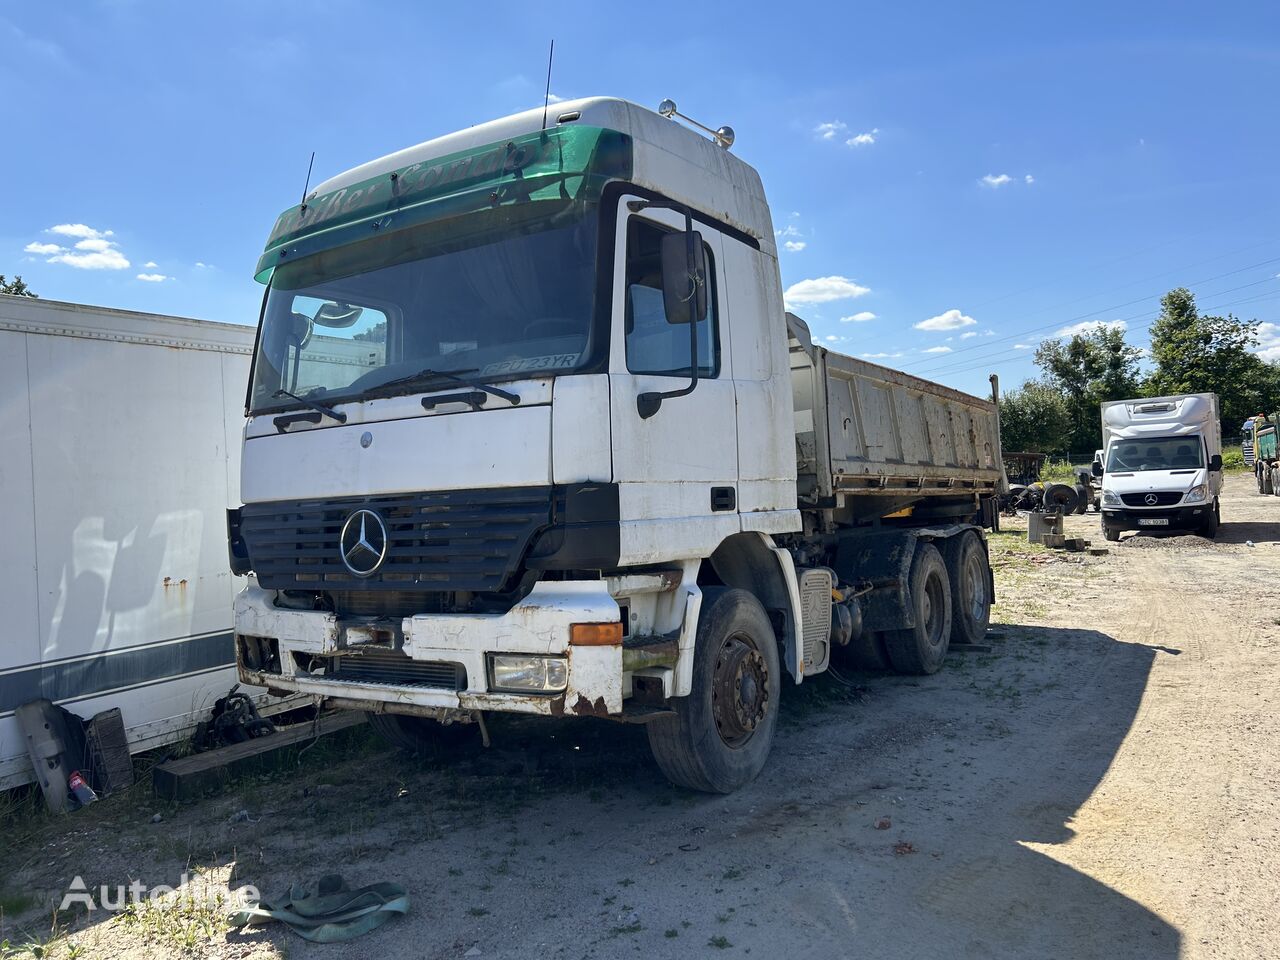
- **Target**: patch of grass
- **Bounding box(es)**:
[114,888,232,951]
[665,929,679,938]
[721,868,742,881]
[608,922,642,937]
[709,935,732,949]
[0,891,36,918]
[467,907,489,917]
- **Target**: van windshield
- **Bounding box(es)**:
[1106,436,1203,472]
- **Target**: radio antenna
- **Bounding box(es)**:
[299,151,316,214]
[541,39,555,130]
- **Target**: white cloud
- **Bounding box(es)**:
[983,329,996,336]
[922,345,952,354]
[546,93,566,104]
[776,224,802,238]
[143,260,158,268]
[195,261,209,268]
[1014,343,1032,350]
[959,331,978,339]
[30,223,129,270]
[841,311,877,323]
[981,173,1012,188]
[784,240,807,252]
[862,351,904,360]
[1024,174,1035,184]
[783,276,871,306]
[815,121,847,141]
[136,273,168,282]
[1055,319,1128,337]
[48,223,114,240]
[915,308,977,332]
[846,127,879,147]
[1255,322,1280,362]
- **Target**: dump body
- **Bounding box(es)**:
[0,295,293,789]
[788,314,1004,519]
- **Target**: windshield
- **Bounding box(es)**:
[1106,436,1204,472]
[249,201,600,413]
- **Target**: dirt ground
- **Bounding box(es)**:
[3,472,1278,960]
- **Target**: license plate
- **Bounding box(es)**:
[1137,518,1169,526]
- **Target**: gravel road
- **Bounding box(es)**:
[4,473,1277,960]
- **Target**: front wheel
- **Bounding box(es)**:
[647,588,781,794]
[1200,498,1220,538]
[366,712,475,756]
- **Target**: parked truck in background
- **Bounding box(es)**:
[1093,393,1224,542]
[227,96,1004,793]
[1244,413,1278,494]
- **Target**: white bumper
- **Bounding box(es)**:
[233,578,623,717]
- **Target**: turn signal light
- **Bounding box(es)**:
[569,622,623,646]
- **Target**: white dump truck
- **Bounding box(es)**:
[1093,393,1224,541]
[228,97,1004,792]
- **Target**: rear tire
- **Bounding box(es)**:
[647,588,781,794]
[1073,484,1089,514]
[367,713,474,755]
[944,532,991,647]
[884,543,953,675]
[1262,469,1274,495]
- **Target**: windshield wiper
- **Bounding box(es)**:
[272,388,348,424]
[371,367,520,406]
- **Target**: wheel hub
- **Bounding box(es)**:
[711,635,769,748]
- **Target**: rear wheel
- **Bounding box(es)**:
[884,543,953,675]
[1073,484,1089,514]
[366,713,475,755]
[647,588,781,793]
[1043,482,1080,514]
[1262,468,1274,495]
[944,532,991,647]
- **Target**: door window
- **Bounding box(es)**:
[624,218,719,377]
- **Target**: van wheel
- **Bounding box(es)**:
[647,588,780,794]
[884,543,953,675]
[944,532,991,647]
[367,713,474,755]
[1200,499,1220,538]
[1262,469,1274,495]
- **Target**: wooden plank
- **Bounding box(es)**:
[152,712,365,802]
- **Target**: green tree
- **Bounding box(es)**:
[0,275,38,297]
[1146,287,1280,431]
[1034,324,1141,454]
[998,380,1073,454]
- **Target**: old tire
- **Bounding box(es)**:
[1043,482,1080,514]
[1258,467,1268,495]
[647,588,780,794]
[1200,499,1220,538]
[944,532,991,647]
[367,713,474,755]
[884,543,953,675]
[1103,523,1121,542]
[1073,484,1089,514]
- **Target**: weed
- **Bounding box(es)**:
[709,935,732,949]
[467,907,489,918]
[665,929,679,938]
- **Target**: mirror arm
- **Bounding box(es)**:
[628,199,701,419]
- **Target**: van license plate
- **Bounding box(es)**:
[1137,518,1169,526]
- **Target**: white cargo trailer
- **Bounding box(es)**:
[0,294,284,790]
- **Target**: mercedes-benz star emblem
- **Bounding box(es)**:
[339,509,388,577]
[1145,493,1159,505]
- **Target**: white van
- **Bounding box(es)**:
[1093,394,1223,541]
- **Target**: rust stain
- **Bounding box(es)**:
[570,694,609,718]
[549,694,566,718]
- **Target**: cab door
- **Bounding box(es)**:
[608,196,740,565]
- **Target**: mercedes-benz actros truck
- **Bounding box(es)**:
[227,97,1004,793]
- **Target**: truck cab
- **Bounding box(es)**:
[1094,394,1223,541]
[228,97,1002,792]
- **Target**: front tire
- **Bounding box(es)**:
[884,543,953,675]
[647,588,780,794]
[1200,498,1220,538]
[367,713,474,755]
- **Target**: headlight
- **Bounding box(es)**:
[1184,483,1207,503]
[489,655,568,693]
[1102,489,1120,505]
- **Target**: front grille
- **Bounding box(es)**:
[1120,491,1182,507]
[240,486,556,592]
[332,651,465,690]
[330,590,445,619]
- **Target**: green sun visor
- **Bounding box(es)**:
[255,125,633,283]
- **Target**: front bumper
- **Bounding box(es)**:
[233,578,623,717]
[1101,504,1209,532]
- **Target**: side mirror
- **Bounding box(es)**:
[314,302,363,328]
[1091,461,1103,478]
[659,230,708,325]
[1208,453,1222,472]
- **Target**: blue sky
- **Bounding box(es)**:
[4,1,1279,396]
